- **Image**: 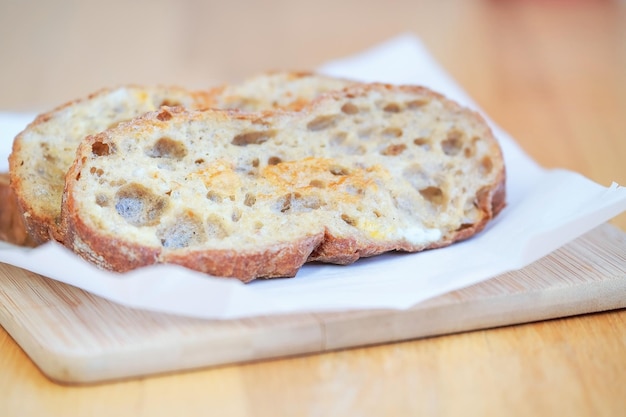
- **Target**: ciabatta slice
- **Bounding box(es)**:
[61,83,506,282]
[9,73,355,245]
[9,85,214,243]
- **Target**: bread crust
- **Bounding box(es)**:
[0,173,36,246]
[61,82,507,282]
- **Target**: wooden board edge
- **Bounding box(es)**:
[318,274,626,350]
[0,309,326,384]
[5,274,623,385]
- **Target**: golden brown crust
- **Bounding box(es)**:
[0,173,36,246]
[163,234,325,282]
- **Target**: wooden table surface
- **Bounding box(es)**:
[1,0,625,415]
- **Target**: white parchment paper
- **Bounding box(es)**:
[1,34,625,319]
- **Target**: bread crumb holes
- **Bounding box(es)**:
[146,137,187,159]
[441,130,464,156]
[92,141,112,157]
[232,130,276,146]
[115,183,168,226]
[341,102,359,115]
[307,114,339,131]
[419,186,445,205]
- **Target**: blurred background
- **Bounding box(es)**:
[1,0,625,226]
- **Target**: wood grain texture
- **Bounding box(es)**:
[0,0,625,415]
[0,224,624,384]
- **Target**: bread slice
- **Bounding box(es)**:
[61,83,506,282]
[8,85,215,243]
[9,73,355,245]
[0,173,35,246]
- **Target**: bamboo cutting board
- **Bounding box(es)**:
[0,223,625,385]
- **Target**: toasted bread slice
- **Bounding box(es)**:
[61,83,506,282]
[9,73,355,245]
[8,85,214,243]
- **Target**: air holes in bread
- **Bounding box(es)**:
[480,156,494,174]
[92,141,113,157]
[309,179,325,188]
[464,136,480,158]
[382,127,403,138]
[341,102,359,115]
[441,130,464,156]
[268,156,282,165]
[406,99,429,109]
[156,109,173,121]
[206,214,229,239]
[42,152,56,163]
[419,186,445,205]
[341,213,357,227]
[232,130,276,146]
[95,194,109,207]
[158,212,207,249]
[381,143,407,156]
[206,190,223,203]
[147,137,187,159]
[276,192,322,213]
[414,138,429,147]
[330,165,349,176]
[277,193,292,213]
[383,102,401,113]
[89,167,104,176]
[307,114,339,131]
[244,193,257,207]
[115,183,168,227]
[299,194,323,210]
